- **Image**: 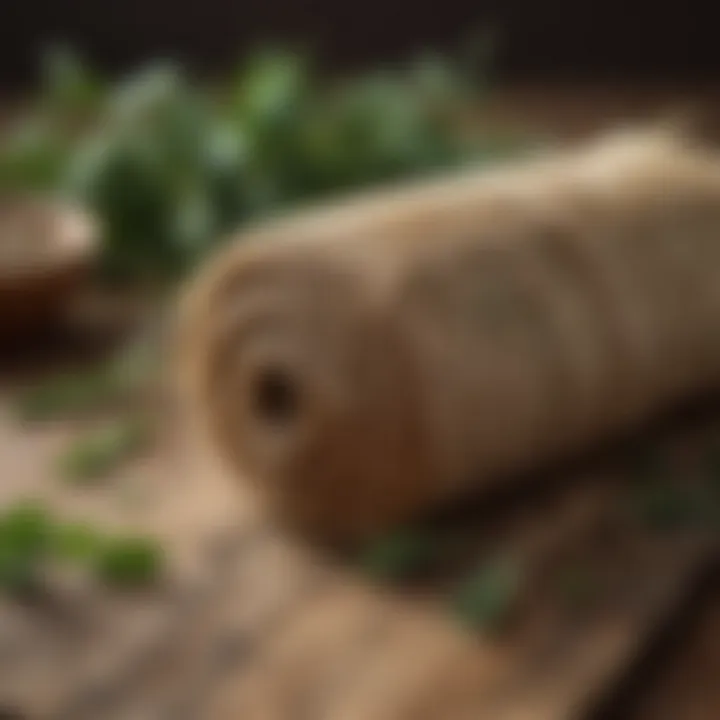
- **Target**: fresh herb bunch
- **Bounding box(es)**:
[1,42,515,281]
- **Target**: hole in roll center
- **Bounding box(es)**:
[252,365,300,427]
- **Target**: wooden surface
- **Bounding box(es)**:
[0,339,718,718]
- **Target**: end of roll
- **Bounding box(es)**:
[175,235,434,547]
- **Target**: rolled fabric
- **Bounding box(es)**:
[177,126,720,544]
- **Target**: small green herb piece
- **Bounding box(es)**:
[0,502,165,595]
[0,502,53,555]
[360,529,437,581]
[0,503,51,592]
[0,501,53,593]
[0,117,72,193]
[93,536,163,588]
[452,554,523,634]
[40,45,106,122]
[57,416,152,484]
[53,522,104,562]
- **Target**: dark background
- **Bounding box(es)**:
[0,0,716,87]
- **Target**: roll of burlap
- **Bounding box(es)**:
[178,126,720,544]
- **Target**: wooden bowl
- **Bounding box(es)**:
[0,197,98,337]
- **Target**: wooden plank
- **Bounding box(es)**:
[0,389,717,719]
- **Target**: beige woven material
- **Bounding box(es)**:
[177,126,720,544]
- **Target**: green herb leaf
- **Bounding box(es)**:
[0,501,54,592]
[93,536,163,588]
[360,529,438,581]
[452,554,523,634]
[41,45,105,121]
[53,522,105,562]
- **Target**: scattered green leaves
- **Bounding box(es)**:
[0,500,164,594]
[451,554,524,634]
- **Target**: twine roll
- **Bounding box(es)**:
[178,127,720,544]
